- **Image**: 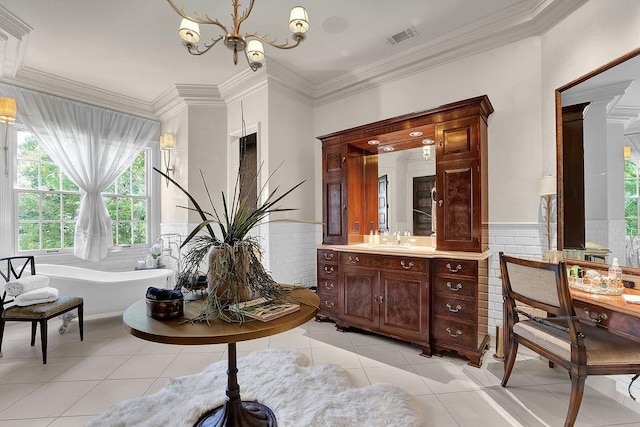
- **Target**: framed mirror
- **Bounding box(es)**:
[557,46,640,270]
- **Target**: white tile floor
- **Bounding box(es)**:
[1,314,640,426]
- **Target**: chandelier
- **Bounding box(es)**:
[167,0,310,71]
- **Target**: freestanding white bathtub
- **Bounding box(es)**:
[36,264,174,316]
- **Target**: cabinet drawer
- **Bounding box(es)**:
[377,256,427,273]
[317,249,338,264]
[432,276,477,298]
[340,252,375,268]
[433,259,477,278]
[433,296,476,321]
[317,278,338,297]
[318,263,339,279]
[573,301,612,329]
[432,318,476,348]
[318,294,339,316]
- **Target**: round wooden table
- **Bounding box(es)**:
[123,288,319,427]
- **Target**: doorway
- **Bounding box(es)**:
[413,175,435,236]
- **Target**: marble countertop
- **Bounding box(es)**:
[317,243,490,260]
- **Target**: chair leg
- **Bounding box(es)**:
[40,320,47,364]
[0,318,4,358]
[501,341,519,387]
[565,374,586,427]
[78,305,84,341]
[31,321,37,346]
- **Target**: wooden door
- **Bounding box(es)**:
[413,176,435,236]
[379,270,429,342]
[340,266,378,329]
[378,175,388,232]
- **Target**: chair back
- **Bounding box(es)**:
[1,256,36,307]
[0,256,36,283]
[499,252,574,318]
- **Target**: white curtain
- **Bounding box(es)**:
[1,84,159,261]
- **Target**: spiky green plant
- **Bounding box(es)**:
[154,164,305,323]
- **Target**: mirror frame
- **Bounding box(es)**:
[556,46,640,269]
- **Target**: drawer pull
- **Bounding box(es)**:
[400,261,414,270]
[584,308,608,324]
[374,295,384,303]
[323,252,334,260]
[446,282,463,291]
[446,328,462,338]
[446,303,462,313]
[348,256,360,264]
[324,282,334,290]
[324,300,335,308]
[446,263,463,273]
[324,266,334,274]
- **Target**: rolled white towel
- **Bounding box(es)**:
[14,286,59,306]
[5,275,50,296]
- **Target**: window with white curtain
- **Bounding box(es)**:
[14,128,151,253]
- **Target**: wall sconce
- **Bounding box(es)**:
[624,145,631,160]
[537,175,557,252]
[160,133,176,187]
[0,97,17,176]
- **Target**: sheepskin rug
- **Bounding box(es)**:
[89,347,425,427]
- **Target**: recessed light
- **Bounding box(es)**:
[382,146,395,152]
[367,140,380,145]
[409,131,423,137]
[422,138,434,145]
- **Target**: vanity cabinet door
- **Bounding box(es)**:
[340,266,379,329]
[322,145,348,245]
[435,117,486,253]
[379,270,429,342]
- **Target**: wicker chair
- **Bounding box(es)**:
[499,252,640,427]
[1,256,83,364]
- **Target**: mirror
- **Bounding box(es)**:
[558,47,640,269]
[375,146,436,236]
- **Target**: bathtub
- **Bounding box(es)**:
[36,264,174,316]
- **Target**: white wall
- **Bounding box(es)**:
[313,36,544,225]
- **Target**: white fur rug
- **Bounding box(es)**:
[89,347,425,427]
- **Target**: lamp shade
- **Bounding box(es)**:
[289,6,309,33]
[624,145,631,159]
[179,18,200,43]
[0,97,17,124]
[160,133,176,150]
[537,175,556,196]
[246,40,265,62]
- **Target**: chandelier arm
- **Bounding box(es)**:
[233,0,255,33]
[186,35,224,56]
[245,34,304,50]
[166,0,229,34]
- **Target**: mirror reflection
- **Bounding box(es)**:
[559,51,640,268]
[374,146,436,236]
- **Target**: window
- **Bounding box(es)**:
[15,129,150,252]
[625,159,640,236]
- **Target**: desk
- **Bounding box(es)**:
[571,288,640,343]
[123,288,319,427]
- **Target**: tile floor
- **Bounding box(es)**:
[1,314,639,426]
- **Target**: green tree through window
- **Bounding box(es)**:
[15,130,149,252]
[625,159,640,236]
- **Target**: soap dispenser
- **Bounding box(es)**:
[608,257,622,287]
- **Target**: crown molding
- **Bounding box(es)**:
[1,66,157,119]
[313,0,588,106]
[562,80,633,107]
[153,84,225,121]
[0,5,31,79]
[264,59,315,107]
[219,67,269,105]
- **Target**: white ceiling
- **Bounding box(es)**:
[0,0,587,111]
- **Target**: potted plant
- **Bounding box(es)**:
[154,165,304,323]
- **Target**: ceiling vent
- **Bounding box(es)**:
[386,26,419,46]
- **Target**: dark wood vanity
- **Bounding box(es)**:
[316,96,493,367]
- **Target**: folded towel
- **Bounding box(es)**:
[146,287,183,301]
[14,287,59,306]
[6,275,50,296]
